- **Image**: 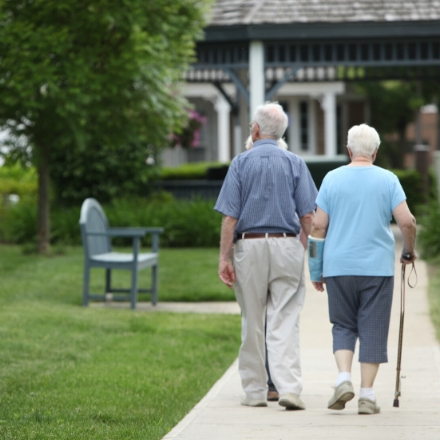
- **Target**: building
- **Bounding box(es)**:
[163,0,440,166]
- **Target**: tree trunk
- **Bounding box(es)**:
[37,144,50,254]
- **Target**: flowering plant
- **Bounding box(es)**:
[170,110,207,149]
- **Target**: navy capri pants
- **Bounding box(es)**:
[325,276,394,364]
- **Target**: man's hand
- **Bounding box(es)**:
[312,279,325,292]
[218,260,236,288]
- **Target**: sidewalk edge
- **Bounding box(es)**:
[162,359,238,439]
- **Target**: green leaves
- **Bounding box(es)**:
[0,0,211,150]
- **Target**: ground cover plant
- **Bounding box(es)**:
[0,245,240,439]
[0,196,222,248]
[427,261,440,341]
[417,201,440,341]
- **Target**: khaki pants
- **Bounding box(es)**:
[233,236,305,400]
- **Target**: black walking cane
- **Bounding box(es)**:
[393,254,416,408]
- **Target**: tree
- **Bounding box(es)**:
[356,80,440,169]
[0,0,210,252]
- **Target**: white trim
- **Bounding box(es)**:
[322,91,337,156]
[215,95,231,162]
[278,82,345,96]
[249,41,265,119]
[180,83,236,100]
[288,96,300,153]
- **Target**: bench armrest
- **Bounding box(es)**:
[87,227,163,253]
[108,227,164,237]
[88,227,163,238]
[88,228,145,238]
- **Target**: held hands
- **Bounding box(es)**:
[218,260,236,289]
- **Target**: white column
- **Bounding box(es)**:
[288,97,300,153]
[234,123,242,157]
[249,41,265,120]
[322,91,337,156]
[215,95,231,163]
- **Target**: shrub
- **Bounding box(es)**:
[50,141,161,206]
[0,194,222,248]
[418,201,440,260]
[160,162,228,180]
[392,168,437,217]
[0,165,37,202]
[0,196,38,243]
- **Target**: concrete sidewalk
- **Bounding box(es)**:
[162,236,440,439]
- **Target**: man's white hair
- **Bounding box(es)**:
[347,123,381,157]
[253,102,288,138]
[244,135,288,150]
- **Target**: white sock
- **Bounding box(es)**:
[335,372,352,386]
[359,387,376,401]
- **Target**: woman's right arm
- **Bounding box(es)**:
[393,201,417,264]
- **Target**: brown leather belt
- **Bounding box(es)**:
[237,232,296,240]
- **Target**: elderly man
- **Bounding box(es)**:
[308,124,417,414]
[214,102,317,409]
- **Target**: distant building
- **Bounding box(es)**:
[163,0,440,167]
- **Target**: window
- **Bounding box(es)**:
[300,101,309,151]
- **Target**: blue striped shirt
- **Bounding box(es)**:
[214,139,318,239]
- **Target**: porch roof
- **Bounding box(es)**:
[204,0,440,42]
[208,0,440,26]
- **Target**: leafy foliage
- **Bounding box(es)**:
[170,109,207,148]
[0,164,37,199]
[0,194,222,247]
[160,162,228,180]
[418,201,440,260]
[50,141,161,205]
[355,81,440,169]
[0,0,212,248]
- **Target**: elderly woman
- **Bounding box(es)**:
[308,124,416,415]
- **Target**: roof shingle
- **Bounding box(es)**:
[208,0,440,26]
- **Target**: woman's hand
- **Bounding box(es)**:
[312,279,325,292]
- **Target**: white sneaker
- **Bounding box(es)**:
[358,398,381,414]
[328,381,355,410]
[278,393,306,410]
[241,396,267,407]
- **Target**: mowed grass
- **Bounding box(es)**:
[0,245,241,439]
[0,246,235,305]
[427,259,440,341]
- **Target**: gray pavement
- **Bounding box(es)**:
[159,230,440,440]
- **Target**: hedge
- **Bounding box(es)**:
[0,195,222,248]
[0,163,435,247]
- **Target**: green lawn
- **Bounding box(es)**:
[0,245,241,439]
[427,260,440,341]
[0,246,235,305]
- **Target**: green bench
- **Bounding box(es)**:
[79,198,163,309]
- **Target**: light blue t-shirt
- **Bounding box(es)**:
[316,165,406,277]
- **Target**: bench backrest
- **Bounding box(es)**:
[79,198,111,258]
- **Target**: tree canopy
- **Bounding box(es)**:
[0,0,211,251]
[356,80,440,169]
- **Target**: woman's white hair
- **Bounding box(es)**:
[347,124,381,157]
[253,102,288,138]
[245,135,288,150]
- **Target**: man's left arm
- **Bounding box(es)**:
[219,215,238,289]
[299,211,314,249]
